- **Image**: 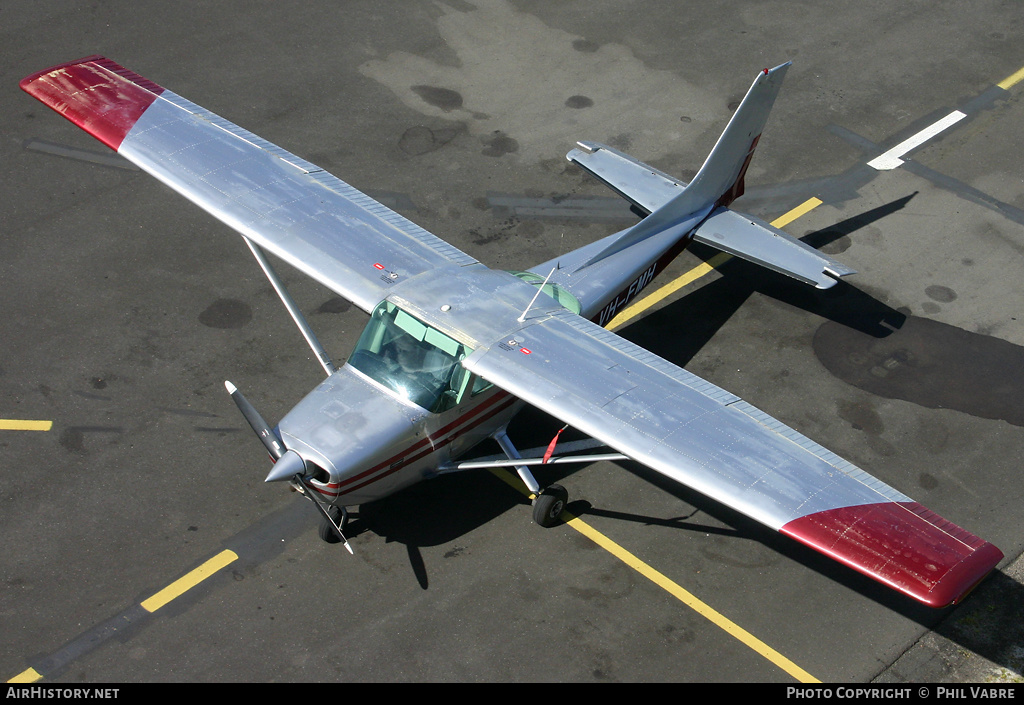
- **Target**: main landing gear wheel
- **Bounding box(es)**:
[532,484,568,527]
[319,505,347,543]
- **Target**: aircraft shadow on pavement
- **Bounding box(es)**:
[620,193,919,369]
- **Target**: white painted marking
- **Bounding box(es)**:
[868,111,967,170]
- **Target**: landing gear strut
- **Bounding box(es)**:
[493,427,569,528]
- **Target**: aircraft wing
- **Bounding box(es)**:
[20,56,478,313]
[463,310,1002,607]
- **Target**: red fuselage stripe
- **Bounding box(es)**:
[328,395,519,499]
[314,391,516,499]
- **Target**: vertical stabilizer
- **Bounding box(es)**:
[580,62,790,267]
[686,62,790,211]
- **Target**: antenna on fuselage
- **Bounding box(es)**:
[517,265,557,323]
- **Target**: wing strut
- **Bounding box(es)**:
[436,437,625,472]
[492,427,540,493]
[243,238,336,377]
[439,453,628,471]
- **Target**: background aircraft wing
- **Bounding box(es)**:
[20,56,479,313]
[463,309,1002,608]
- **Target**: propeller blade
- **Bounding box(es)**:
[225,380,285,460]
[295,475,354,554]
[225,381,352,553]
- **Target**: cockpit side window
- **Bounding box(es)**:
[349,301,473,413]
[470,375,493,396]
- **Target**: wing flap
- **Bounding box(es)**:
[464,311,1001,607]
[21,56,478,312]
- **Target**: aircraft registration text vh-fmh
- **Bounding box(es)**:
[21,57,1004,608]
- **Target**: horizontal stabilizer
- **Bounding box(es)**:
[567,141,687,215]
[566,142,853,289]
[692,207,856,288]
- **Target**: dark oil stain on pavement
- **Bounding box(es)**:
[198,298,252,329]
[565,95,594,109]
[481,130,519,157]
[411,85,463,112]
[814,315,1024,427]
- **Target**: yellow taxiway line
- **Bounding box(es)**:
[998,65,1024,90]
[7,551,239,683]
[140,550,239,612]
[0,419,52,431]
[490,469,820,682]
[566,513,820,682]
[6,668,42,684]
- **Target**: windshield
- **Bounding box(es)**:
[348,301,473,412]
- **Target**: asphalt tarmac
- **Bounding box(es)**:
[2,0,1023,684]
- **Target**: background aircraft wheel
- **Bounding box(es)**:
[532,484,568,527]
[318,505,346,543]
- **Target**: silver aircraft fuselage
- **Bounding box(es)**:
[280,220,691,507]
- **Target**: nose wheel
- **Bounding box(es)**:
[318,505,349,543]
[532,484,568,527]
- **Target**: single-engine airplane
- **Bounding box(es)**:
[21,57,1003,607]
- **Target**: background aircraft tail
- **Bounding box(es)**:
[575,62,791,267]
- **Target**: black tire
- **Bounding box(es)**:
[532,484,568,527]
[319,505,345,543]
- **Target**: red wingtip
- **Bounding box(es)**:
[20,56,165,151]
[782,501,1003,608]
